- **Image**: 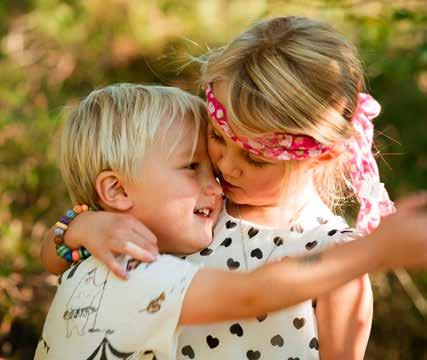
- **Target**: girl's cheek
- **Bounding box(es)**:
[207,138,220,162]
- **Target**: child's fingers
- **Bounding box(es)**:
[396,191,427,212]
[125,217,157,245]
[129,230,159,255]
[101,253,128,280]
[118,241,157,263]
[113,231,158,257]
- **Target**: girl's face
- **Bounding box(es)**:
[207,82,303,207]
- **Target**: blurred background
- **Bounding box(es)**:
[0,0,426,359]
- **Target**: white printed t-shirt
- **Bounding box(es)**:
[34,254,200,360]
[178,198,357,360]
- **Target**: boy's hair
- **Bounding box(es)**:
[60,83,206,209]
[200,16,366,210]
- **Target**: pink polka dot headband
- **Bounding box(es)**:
[205,83,396,235]
[206,84,330,161]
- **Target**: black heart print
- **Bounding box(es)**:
[270,334,284,347]
[305,241,318,250]
[250,248,263,259]
[316,216,328,224]
[290,223,304,233]
[256,313,267,322]
[293,317,305,329]
[226,220,237,229]
[227,258,240,270]
[181,345,195,359]
[206,335,219,349]
[246,350,261,360]
[248,227,259,238]
[309,337,319,350]
[221,237,232,247]
[273,236,284,246]
[229,323,244,337]
[200,248,213,256]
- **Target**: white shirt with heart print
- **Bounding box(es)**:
[178,198,356,360]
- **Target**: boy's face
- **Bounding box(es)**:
[122,121,222,254]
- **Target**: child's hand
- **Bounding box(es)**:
[64,211,158,279]
[374,191,427,270]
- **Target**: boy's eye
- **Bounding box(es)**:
[246,155,268,168]
[186,162,199,170]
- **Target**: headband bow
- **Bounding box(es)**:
[346,93,395,234]
[205,84,395,234]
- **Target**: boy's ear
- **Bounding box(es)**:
[96,171,133,211]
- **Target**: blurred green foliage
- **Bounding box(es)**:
[0,0,426,359]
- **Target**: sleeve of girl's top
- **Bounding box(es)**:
[304,215,360,253]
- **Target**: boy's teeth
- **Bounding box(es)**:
[196,208,210,216]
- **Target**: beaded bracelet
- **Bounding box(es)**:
[54,205,92,263]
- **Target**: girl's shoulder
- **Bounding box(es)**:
[295,197,359,250]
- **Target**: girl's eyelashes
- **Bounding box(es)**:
[246,155,268,168]
[209,129,225,143]
[209,126,268,168]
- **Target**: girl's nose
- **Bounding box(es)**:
[217,154,242,179]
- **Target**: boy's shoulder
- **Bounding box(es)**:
[36,255,200,359]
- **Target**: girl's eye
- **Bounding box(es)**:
[209,130,225,143]
[246,155,267,168]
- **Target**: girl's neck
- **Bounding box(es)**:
[227,184,319,228]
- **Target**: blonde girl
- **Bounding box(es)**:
[178,16,386,359]
[41,17,427,359]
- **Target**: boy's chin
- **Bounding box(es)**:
[160,232,213,256]
[182,233,213,255]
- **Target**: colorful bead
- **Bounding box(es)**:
[66,210,76,219]
[82,248,90,258]
[54,236,63,245]
[64,252,73,263]
[60,216,71,225]
[55,222,68,230]
[54,228,64,237]
[81,204,89,212]
[72,250,80,262]
[56,244,68,257]
[73,205,82,214]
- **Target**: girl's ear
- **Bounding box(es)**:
[307,146,344,168]
[95,171,134,211]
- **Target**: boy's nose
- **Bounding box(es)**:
[204,178,222,197]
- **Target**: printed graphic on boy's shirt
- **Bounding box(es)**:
[64,266,109,337]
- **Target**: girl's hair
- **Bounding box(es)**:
[200,16,366,210]
[60,83,206,209]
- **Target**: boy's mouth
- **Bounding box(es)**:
[193,207,213,218]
